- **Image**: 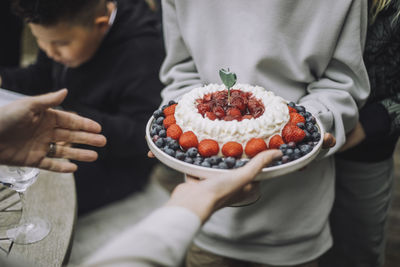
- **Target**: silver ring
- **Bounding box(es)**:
[47,143,56,158]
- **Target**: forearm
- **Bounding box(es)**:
[83,206,201,267]
[299,0,369,156]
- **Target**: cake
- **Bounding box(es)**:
[174,84,290,149]
[149,71,321,169]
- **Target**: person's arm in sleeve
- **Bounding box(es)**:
[299,0,370,156]
[82,150,282,267]
[71,72,162,159]
[159,0,202,105]
[0,50,53,95]
[83,206,201,267]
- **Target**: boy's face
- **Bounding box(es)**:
[30,22,107,68]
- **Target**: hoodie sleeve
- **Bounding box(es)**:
[298,0,370,157]
[0,51,53,95]
[159,0,203,106]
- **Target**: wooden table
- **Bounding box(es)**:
[0,170,76,266]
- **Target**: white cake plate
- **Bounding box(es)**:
[145,116,325,181]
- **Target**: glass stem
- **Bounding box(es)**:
[18,192,25,215]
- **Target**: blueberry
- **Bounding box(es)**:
[306,116,316,124]
[293,148,302,159]
[201,161,211,168]
[282,155,290,163]
[299,111,306,117]
[158,129,167,138]
[279,144,288,152]
[210,156,222,165]
[224,157,236,168]
[152,135,160,142]
[304,111,312,118]
[155,116,164,125]
[184,157,194,164]
[306,122,315,133]
[313,125,319,133]
[285,148,294,159]
[288,101,296,107]
[155,138,164,148]
[162,145,169,152]
[150,127,158,137]
[161,104,168,111]
[152,124,163,133]
[203,157,212,164]
[287,142,296,149]
[193,160,202,166]
[304,130,311,141]
[175,151,185,160]
[297,122,305,129]
[299,144,313,155]
[312,132,321,141]
[218,162,228,169]
[168,140,180,150]
[165,148,176,157]
[234,160,247,168]
[295,106,306,113]
[195,156,204,162]
[153,109,164,119]
[168,100,177,106]
[187,147,198,158]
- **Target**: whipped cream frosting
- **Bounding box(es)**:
[174,84,290,147]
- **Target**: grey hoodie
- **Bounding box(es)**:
[160,0,370,265]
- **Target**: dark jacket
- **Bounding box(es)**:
[0,0,164,214]
[337,0,400,162]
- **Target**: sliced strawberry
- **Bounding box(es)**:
[213,106,225,119]
[205,112,217,120]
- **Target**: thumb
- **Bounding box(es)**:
[30,89,68,110]
[233,149,283,184]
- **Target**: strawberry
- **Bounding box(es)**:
[289,113,305,125]
[213,106,225,119]
[222,142,243,158]
[163,104,177,117]
[288,106,297,113]
[282,124,306,143]
[245,138,268,157]
[197,103,211,116]
[268,135,284,149]
[205,111,217,120]
[227,108,242,118]
[198,139,219,157]
[242,114,253,120]
[179,131,199,150]
[166,124,183,140]
[230,97,246,112]
[163,115,176,129]
[223,115,235,121]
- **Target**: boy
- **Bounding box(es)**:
[0,0,165,215]
[160,0,370,266]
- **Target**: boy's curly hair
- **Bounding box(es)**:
[12,0,107,26]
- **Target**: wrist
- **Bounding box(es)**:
[166,190,217,223]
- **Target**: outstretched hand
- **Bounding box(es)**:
[0,89,107,172]
[166,150,283,222]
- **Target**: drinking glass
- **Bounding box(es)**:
[0,166,51,244]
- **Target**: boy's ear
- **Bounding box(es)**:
[94,16,110,33]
